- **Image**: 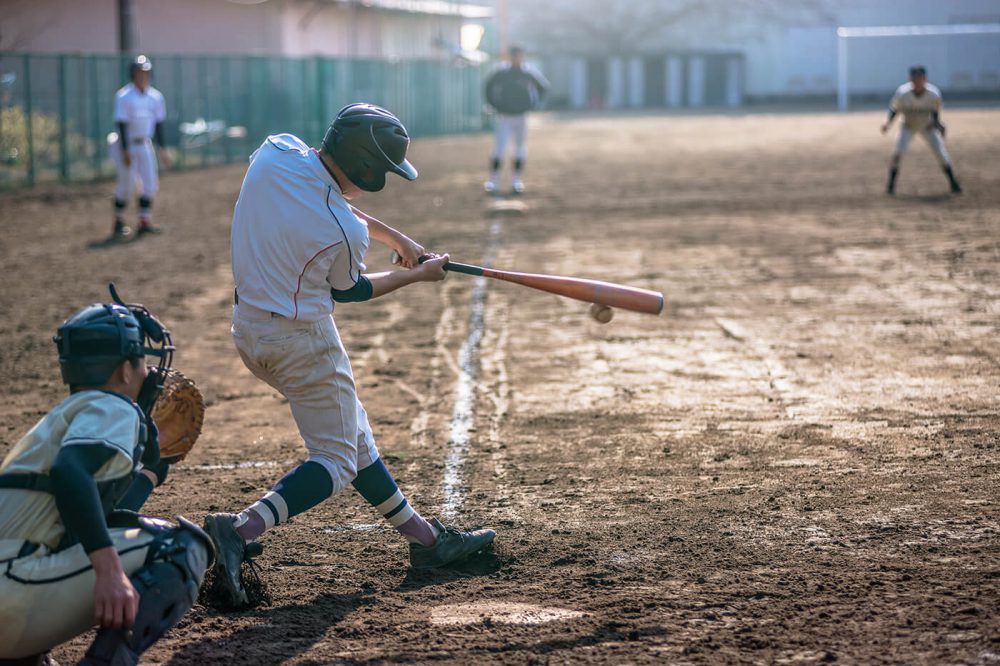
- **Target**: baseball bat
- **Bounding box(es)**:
[396,252,664,315]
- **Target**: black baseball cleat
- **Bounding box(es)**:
[409,518,496,569]
[137,223,162,236]
[203,513,251,607]
[950,181,963,194]
[112,221,133,240]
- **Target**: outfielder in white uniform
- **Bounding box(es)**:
[110,55,172,240]
[0,296,211,665]
[881,65,962,196]
[483,46,549,195]
[203,103,495,609]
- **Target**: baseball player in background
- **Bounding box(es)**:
[110,55,171,240]
[483,46,549,195]
[203,103,495,608]
[881,65,962,196]
[0,298,212,665]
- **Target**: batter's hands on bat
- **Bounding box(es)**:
[413,252,449,281]
[90,547,139,629]
[880,123,890,134]
[391,235,425,268]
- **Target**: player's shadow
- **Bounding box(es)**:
[395,546,510,592]
[86,236,133,250]
[894,192,956,204]
[165,589,375,666]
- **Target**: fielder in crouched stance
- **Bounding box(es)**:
[881,65,962,195]
[0,299,212,665]
[204,103,495,608]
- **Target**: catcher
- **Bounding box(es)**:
[0,286,210,666]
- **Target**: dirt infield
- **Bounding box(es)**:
[2,109,998,664]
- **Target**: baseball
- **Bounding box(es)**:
[589,303,614,324]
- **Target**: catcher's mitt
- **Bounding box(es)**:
[151,369,205,462]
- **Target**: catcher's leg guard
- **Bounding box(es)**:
[79,517,212,666]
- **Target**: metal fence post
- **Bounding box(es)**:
[58,55,69,179]
[90,56,101,179]
[23,54,35,186]
[175,57,185,168]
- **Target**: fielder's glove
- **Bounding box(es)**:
[151,369,206,462]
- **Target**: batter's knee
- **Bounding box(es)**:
[307,453,357,489]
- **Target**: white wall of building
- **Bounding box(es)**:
[691,0,1000,97]
[0,0,469,59]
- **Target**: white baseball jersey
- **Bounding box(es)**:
[890,82,943,132]
[113,82,166,141]
[231,134,369,321]
[0,391,141,559]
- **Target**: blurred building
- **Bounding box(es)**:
[505,0,1000,109]
[0,0,491,59]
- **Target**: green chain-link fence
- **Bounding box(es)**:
[0,53,486,188]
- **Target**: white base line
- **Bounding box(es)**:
[440,221,502,521]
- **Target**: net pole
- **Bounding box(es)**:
[837,29,848,112]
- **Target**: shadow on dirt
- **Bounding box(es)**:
[893,192,958,204]
[166,589,376,666]
[396,546,511,592]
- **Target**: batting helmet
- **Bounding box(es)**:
[321,103,417,192]
[130,55,153,78]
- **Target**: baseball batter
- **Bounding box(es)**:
[203,103,495,608]
[110,55,171,240]
[0,297,211,665]
[483,46,549,195]
[881,65,962,195]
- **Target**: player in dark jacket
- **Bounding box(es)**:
[483,46,549,195]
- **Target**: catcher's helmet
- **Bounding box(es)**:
[129,55,152,78]
[321,103,417,192]
[54,304,147,386]
[54,285,173,387]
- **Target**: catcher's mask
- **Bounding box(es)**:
[53,284,174,410]
[321,103,417,193]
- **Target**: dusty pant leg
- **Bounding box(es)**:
[923,128,953,166]
[111,140,137,202]
[135,142,159,198]
[0,528,155,660]
[511,114,528,164]
[238,314,362,494]
[893,127,914,162]
[492,116,513,163]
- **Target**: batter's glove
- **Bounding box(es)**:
[936,122,947,137]
[151,369,206,462]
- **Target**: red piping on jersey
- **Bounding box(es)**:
[293,241,343,320]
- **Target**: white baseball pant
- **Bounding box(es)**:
[491,114,528,162]
[111,138,159,200]
[231,304,380,496]
[0,528,156,658]
[894,127,952,166]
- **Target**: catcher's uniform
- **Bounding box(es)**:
[231,134,380,509]
[112,82,167,201]
[889,82,951,165]
[0,391,157,657]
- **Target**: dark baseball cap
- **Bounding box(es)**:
[909,65,927,76]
